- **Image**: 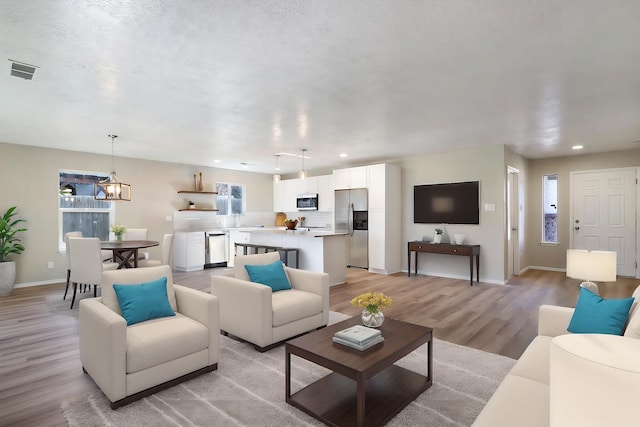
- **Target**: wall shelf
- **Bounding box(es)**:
[178,208,219,212]
[178,191,218,194]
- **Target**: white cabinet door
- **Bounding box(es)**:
[333,168,350,190]
[282,179,298,212]
[368,209,385,270]
[350,166,368,188]
[174,232,205,272]
[367,164,386,210]
[228,230,250,267]
[317,175,334,212]
[333,167,368,189]
[273,181,284,212]
[297,176,318,195]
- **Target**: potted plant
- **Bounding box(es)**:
[0,206,27,295]
[433,228,444,244]
[111,224,127,241]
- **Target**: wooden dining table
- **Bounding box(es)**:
[101,240,159,269]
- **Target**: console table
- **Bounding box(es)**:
[408,241,480,285]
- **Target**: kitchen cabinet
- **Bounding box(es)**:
[333,166,367,190]
[317,174,334,212]
[297,176,318,194]
[366,163,402,274]
[273,181,284,212]
[174,231,205,271]
[282,179,298,212]
[227,230,250,267]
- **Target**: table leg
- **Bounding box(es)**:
[476,254,480,284]
[285,349,291,399]
[427,338,433,383]
[133,249,139,268]
[415,251,418,276]
[407,247,411,277]
[469,255,473,286]
[356,375,365,426]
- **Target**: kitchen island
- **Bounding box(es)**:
[246,229,347,286]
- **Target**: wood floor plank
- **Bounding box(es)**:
[0,268,637,425]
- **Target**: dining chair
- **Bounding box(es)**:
[68,237,118,309]
[123,228,149,260]
[63,231,83,301]
[138,234,174,268]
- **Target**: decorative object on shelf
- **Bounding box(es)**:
[0,206,27,295]
[351,291,393,328]
[193,174,197,191]
[454,233,465,245]
[94,134,131,201]
[298,148,307,180]
[273,154,281,183]
[283,218,298,230]
[188,201,196,209]
[198,172,204,191]
[433,228,444,244]
[111,224,126,241]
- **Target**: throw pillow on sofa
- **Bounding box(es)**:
[244,260,292,292]
[568,287,634,335]
[113,276,176,326]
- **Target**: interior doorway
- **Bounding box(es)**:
[507,166,520,279]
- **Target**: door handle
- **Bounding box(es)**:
[574,226,580,231]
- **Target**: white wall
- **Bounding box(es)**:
[0,142,273,285]
[401,145,507,283]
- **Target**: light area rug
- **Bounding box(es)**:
[62,312,515,427]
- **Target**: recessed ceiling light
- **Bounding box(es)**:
[339,153,348,158]
[572,145,584,150]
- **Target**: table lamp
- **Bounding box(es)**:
[566,249,617,295]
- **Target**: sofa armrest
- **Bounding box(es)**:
[174,285,220,365]
[538,304,575,337]
[211,275,272,346]
[79,298,127,403]
[286,268,330,325]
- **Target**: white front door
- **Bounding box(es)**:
[571,169,636,277]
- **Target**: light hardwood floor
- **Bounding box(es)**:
[0,268,637,426]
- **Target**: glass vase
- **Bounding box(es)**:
[116,234,123,241]
[362,309,384,328]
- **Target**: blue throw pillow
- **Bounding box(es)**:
[244,260,292,292]
[567,287,634,335]
[113,276,175,326]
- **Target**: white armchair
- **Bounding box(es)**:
[211,252,329,352]
[79,265,219,409]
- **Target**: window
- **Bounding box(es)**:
[216,182,245,216]
[59,170,113,251]
[542,174,558,243]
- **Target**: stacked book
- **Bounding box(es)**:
[333,325,384,351]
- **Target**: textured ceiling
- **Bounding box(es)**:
[1,0,640,174]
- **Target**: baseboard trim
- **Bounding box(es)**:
[14,278,64,289]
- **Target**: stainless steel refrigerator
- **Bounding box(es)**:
[335,188,368,269]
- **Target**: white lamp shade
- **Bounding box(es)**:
[566,249,617,282]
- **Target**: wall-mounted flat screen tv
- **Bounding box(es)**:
[414,181,479,224]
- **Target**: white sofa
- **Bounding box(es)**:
[211,252,329,352]
[79,265,220,409]
[473,291,640,427]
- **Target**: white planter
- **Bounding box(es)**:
[433,233,442,244]
[0,261,16,295]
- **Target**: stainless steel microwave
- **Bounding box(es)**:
[297,193,319,211]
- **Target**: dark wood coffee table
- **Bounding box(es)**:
[285,316,433,427]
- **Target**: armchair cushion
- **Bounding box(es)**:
[102,266,178,315]
[272,289,323,327]
[567,287,634,335]
[244,260,291,292]
[113,276,175,326]
[126,313,209,373]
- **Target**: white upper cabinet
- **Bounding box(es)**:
[317,175,334,212]
[273,181,284,212]
[367,164,386,210]
[297,176,319,195]
[333,166,368,190]
[282,179,298,212]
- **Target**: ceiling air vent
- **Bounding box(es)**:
[9,60,37,80]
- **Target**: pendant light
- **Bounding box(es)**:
[273,154,281,183]
[94,134,131,201]
[299,148,307,180]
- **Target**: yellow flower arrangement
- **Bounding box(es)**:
[110,224,127,239]
[351,291,392,314]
